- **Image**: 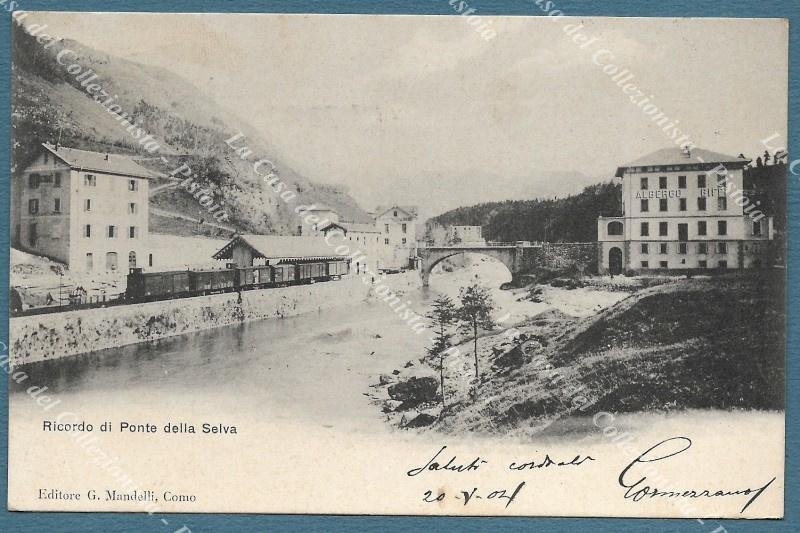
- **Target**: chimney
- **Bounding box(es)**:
[681,145,691,158]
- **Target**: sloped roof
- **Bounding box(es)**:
[341,222,380,234]
[616,147,750,177]
[213,235,341,262]
[42,143,153,179]
[373,205,418,219]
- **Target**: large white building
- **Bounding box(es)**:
[12,143,152,273]
[597,147,773,274]
[373,205,418,269]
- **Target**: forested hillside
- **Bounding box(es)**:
[427,181,622,243]
[11,20,371,237]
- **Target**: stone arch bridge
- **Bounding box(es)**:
[416,242,598,286]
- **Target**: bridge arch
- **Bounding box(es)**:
[418,247,518,286]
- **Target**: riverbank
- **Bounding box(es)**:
[8,270,421,367]
[373,271,785,434]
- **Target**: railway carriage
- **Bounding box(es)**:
[126,269,191,301]
[326,260,349,279]
[296,262,327,283]
[272,264,296,285]
[234,265,273,289]
[189,269,236,294]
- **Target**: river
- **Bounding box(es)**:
[9,256,624,433]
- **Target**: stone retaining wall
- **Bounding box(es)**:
[9,271,421,367]
[519,243,599,275]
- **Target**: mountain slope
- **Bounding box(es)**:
[426,181,622,243]
[11,20,372,237]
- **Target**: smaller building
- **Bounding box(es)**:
[320,221,387,274]
[446,225,484,245]
[373,205,418,269]
[212,234,342,267]
[297,204,339,236]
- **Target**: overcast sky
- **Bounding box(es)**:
[27,12,788,214]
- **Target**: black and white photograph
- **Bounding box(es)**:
[5,10,787,518]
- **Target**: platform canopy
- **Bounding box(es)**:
[212,235,343,263]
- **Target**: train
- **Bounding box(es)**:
[124,259,350,302]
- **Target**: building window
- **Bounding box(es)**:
[53,173,62,187]
[149,253,154,267]
[607,221,623,235]
[106,252,118,271]
[659,198,668,211]
[717,221,727,236]
[128,251,137,268]
[402,238,407,245]
[384,224,390,233]
[128,179,138,191]
[753,220,762,236]
[108,225,117,238]
[697,198,707,211]
[86,253,93,271]
[699,260,707,268]
[128,202,137,214]
[718,260,728,269]
[83,199,90,212]
[84,174,96,187]
[640,177,648,190]
[640,222,649,237]
[698,242,708,254]
[678,175,686,188]
[678,243,687,254]
[659,222,668,236]
[44,152,49,164]
[29,223,37,246]
[660,243,667,254]
[718,197,727,210]
[660,260,668,268]
[640,199,649,212]
[53,198,61,213]
[28,199,39,215]
[84,224,91,238]
[698,221,707,236]
[697,175,706,188]
[641,261,649,268]
[717,242,728,254]
[679,198,687,211]
[29,174,40,189]
[401,223,407,233]
[393,210,398,217]
[659,176,667,189]
[384,238,390,245]
[716,173,727,185]
[129,226,138,239]
[641,243,649,254]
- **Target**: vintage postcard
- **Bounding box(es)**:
[5,11,787,521]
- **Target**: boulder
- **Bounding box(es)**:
[387,376,439,407]
[382,399,405,412]
[404,413,437,428]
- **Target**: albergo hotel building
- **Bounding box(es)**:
[597,147,773,275]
